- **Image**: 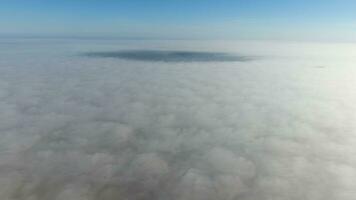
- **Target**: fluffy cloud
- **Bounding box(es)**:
[0,39,356,200]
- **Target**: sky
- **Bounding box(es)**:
[1,0,356,41]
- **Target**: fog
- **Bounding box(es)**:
[0,39,356,200]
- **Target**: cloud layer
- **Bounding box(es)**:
[0,39,356,200]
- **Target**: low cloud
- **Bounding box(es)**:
[0,39,356,200]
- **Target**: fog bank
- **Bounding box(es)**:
[0,39,356,200]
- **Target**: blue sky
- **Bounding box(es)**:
[1,0,356,41]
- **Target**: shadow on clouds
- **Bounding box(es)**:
[83,50,255,62]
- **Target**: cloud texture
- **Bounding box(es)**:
[0,39,356,200]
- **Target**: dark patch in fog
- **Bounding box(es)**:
[83,50,254,62]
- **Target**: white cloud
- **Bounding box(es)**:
[0,39,356,200]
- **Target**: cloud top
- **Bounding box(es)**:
[1,39,356,200]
